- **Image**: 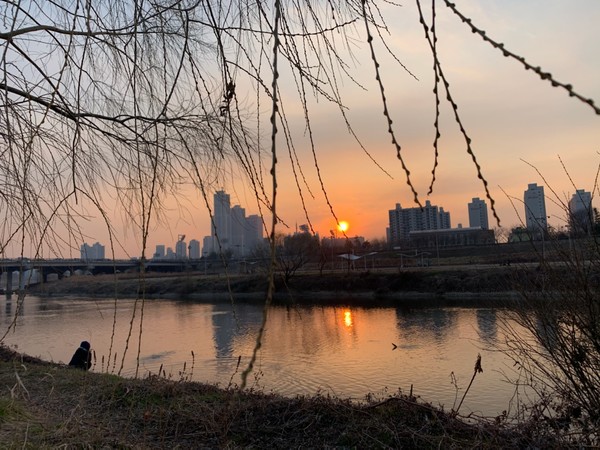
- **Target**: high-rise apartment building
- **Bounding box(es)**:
[245,214,263,252]
[388,200,451,245]
[80,242,105,260]
[205,191,263,257]
[212,190,231,252]
[202,236,213,257]
[569,189,593,235]
[230,205,246,257]
[188,239,201,259]
[524,183,547,230]
[175,238,187,259]
[468,197,489,229]
[154,245,165,259]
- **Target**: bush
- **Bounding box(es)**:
[502,235,600,444]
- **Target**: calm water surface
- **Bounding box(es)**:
[0,296,525,417]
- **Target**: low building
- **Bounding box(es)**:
[508,227,532,243]
[409,227,495,249]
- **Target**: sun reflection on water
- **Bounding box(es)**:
[344,310,353,327]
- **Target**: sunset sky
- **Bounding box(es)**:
[76,1,600,257]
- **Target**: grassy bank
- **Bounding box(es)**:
[0,346,556,448]
[27,267,522,305]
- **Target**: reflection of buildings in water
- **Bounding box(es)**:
[212,304,354,362]
[1,297,27,325]
[476,309,498,343]
[281,306,351,356]
[211,302,264,359]
[395,307,458,342]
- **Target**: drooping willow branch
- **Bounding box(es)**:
[1,0,598,389]
[426,0,441,196]
[443,0,600,116]
[361,0,421,208]
[416,0,500,226]
[240,0,282,391]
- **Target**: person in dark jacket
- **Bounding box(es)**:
[68,341,92,370]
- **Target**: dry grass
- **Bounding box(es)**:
[0,345,564,449]
[29,268,518,304]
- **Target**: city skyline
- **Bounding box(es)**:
[84,182,596,260]
[2,2,598,260]
[134,2,600,258]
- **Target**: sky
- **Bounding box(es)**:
[38,1,600,258]
[267,1,600,239]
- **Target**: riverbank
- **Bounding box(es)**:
[0,345,556,448]
[27,266,524,305]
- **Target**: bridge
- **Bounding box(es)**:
[0,258,209,293]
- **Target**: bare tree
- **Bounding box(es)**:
[1,2,599,405]
[276,230,319,283]
[499,162,600,441]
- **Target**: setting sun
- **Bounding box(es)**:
[338,221,349,233]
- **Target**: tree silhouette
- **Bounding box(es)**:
[1,1,598,403]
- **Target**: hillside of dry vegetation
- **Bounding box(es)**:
[27,267,521,304]
[0,345,560,448]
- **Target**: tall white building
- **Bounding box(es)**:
[205,191,263,257]
[245,214,264,253]
[188,239,201,259]
[388,200,451,245]
[468,197,489,230]
[202,236,213,257]
[569,189,593,234]
[230,205,246,257]
[175,238,187,259]
[212,190,231,253]
[524,183,547,230]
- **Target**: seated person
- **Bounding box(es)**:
[68,341,92,370]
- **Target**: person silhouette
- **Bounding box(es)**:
[68,341,92,370]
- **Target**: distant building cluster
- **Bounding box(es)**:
[388,183,595,248]
[387,198,495,249]
[148,190,265,261]
[202,190,264,258]
[83,184,596,261]
[511,184,593,242]
[80,242,105,260]
[148,190,264,261]
[153,237,201,260]
[387,200,452,246]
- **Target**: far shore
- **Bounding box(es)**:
[24,266,527,306]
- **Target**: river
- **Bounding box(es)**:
[0,296,528,417]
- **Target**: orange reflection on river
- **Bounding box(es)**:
[0,297,528,417]
[343,309,353,328]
